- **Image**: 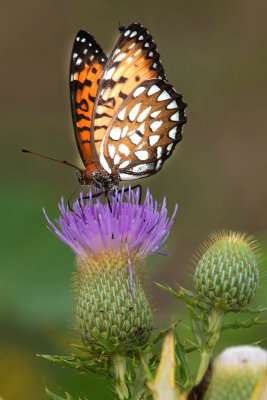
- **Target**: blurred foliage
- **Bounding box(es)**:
[0,0,266,398]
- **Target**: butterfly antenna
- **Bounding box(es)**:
[22,149,81,171]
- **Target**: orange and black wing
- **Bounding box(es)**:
[70,30,107,168]
[90,23,186,179]
[99,79,186,180]
[90,23,167,166]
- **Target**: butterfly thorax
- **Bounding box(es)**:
[76,166,120,192]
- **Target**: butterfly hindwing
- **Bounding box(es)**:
[70,30,107,167]
[98,79,186,180]
[90,23,167,162]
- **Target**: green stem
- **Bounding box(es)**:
[129,354,149,400]
[112,354,129,399]
[195,308,224,384]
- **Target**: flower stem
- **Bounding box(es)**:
[196,308,224,384]
[112,354,129,399]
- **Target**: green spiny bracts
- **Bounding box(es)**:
[193,231,260,310]
[205,346,267,400]
[75,251,153,354]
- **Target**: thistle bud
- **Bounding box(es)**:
[205,346,267,400]
[193,231,260,310]
[75,252,152,351]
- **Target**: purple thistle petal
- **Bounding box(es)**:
[43,186,177,260]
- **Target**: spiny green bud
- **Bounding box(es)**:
[205,346,267,400]
[193,231,260,310]
[75,252,153,354]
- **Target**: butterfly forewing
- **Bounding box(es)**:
[99,79,186,180]
[90,23,167,162]
[70,30,107,168]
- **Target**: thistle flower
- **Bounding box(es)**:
[205,346,267,400]
[44,187,177,353]
[193,231,260,311]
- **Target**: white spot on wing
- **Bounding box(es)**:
[157,146,163,159]
[167,100,177,109]
[129,103,141,121]
[151,110,161,118]
[81,38,86,42]
[129,132,142,145]
[157,90,172,101]
[119,160,131,169]
[73,53,78,59]
[76,58,83,65]
[144,42,149,48]
[121,126,129,138]
[119,144,130,156]
[170,112,179,121]
[114,49,120,56]
[117,107,126,121]
[114,52,126,62]
[130,163,154,173]
[76,37,80,42]
[167,143,174,153]
[120,173,148,180]
[135,150,149,160]
[130,31,137,37]
[83,49,88,54]
[133,86,146,98]
[108,144,116,158]
[150,120,163,132]
[156,159,162,170]
[110,127,121,140]
[153,62,158,68]
[137,106,151,122]
[147,85,160,96]
[105,66,115,80]
[149,51,153,57]
[138,123,145,135]
[168,127,177,139]
[149,135,160,146]
[100,139,112,174]
[124,30,130,36]
[139,35,144,40]
[114,154,121,165]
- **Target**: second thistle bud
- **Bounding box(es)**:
[193,231,259,310]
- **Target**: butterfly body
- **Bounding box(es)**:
[70,23,187,192]
[76,166,120,192]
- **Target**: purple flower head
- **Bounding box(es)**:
[43,186,177,260]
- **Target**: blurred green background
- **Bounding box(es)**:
[1,0,266,398]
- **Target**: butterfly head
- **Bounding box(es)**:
[76,170,89,186]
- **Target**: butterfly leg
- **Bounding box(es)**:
[105,192,113,213]
[67,183,82,212]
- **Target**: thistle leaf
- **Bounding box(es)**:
[45,387,82,400]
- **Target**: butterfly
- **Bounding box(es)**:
[23,23,187,197]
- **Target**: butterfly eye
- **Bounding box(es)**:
[76,171,86,185]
